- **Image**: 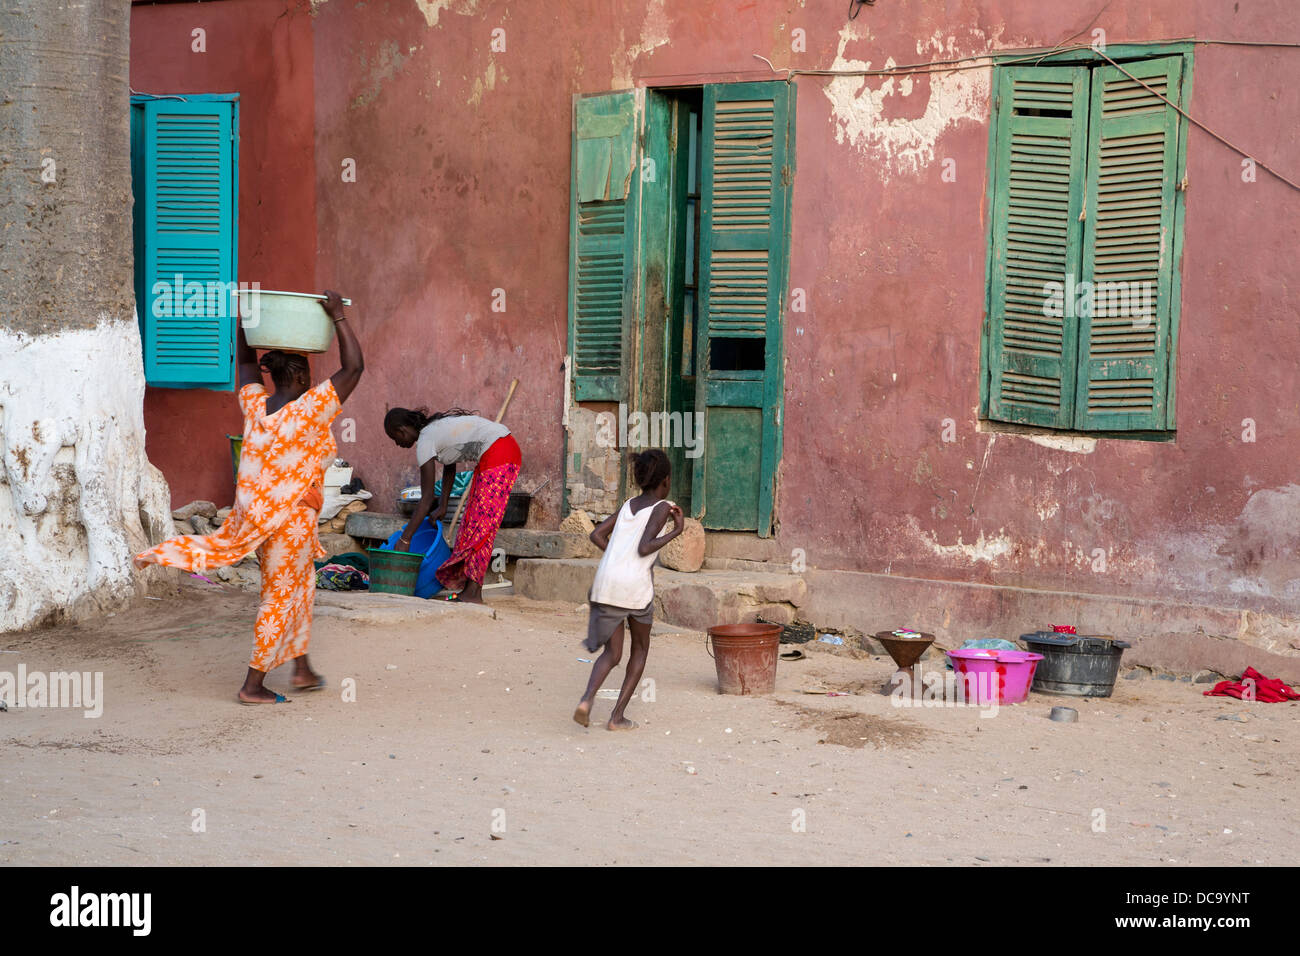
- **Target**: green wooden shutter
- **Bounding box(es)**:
[136,98,237,389]
[985,65,1089,428]
[694,81,792,533]
[567,91,638,401]
[1073,56,1184,431]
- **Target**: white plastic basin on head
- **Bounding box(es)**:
[238,290,352,353]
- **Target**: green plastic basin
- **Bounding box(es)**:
[367,548,424,596]
[238,290,349,353]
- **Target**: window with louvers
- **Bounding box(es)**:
[131,97,238,390]
[984,55,1185,433]
[572,200,628,391]
[567,91,638,402]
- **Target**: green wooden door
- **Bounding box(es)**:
[693,82,792,534]
[134,98,238,389]
[567,91,639,402]
[1073,56,1183,431]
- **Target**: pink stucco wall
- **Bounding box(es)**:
[135,0,1299,619]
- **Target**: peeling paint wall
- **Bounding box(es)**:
[771,1,1300,637]
[564,403,621,517]
[822,25,992,180]
[131,0,1300,635]
[412,0,480,30]
[611,0,671,89]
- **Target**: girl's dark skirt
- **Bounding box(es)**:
[584,600,654,653]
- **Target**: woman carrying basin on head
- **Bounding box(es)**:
[134,291,364,704]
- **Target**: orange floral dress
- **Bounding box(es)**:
[136,379,341,672]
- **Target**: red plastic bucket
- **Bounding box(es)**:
[707,623,782,695]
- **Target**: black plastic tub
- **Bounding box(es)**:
[1021,631,1131,697]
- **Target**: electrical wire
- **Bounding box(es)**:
[753,38,1300,193]
[128,88,190,101]
[1092,49,1300,191]
[757,39,1300,79]
[847,0,875,21]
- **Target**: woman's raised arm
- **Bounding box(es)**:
[236,319,263,390]
[323,290,364,402]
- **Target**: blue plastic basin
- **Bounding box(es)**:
[381,517,452,598]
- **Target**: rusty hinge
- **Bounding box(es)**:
[781,165,792,186]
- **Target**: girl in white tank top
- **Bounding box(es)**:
[573,449,685,732]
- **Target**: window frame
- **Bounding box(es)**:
[978,43,1194,437]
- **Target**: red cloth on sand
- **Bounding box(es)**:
[1203,666,1300,702]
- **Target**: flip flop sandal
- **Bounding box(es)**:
[780,649,807,661]
[238,692,289,705]
[291,677,327,692]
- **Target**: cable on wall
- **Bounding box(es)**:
[753,38,1300,193]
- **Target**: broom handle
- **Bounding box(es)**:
[446,379,519,542]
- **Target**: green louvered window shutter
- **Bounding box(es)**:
[1073,56,1184,431]
[567,91,638,402]
[985,65,1089,429]
[694,81,793,533]
[134,98,238,389]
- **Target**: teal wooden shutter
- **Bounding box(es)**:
[567,91,638,401]
[694,81,792,533]
[136,98,237,389]
[985,66,1089,428]
[1073,56,1184,431]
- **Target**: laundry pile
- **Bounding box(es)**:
[319,458,371,533]
[1203,667,1300,702]
[315,552,370,591]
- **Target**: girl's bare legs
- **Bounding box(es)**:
[607,617,650,731]
[573,622,625,727]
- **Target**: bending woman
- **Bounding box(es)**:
[134,291,364,704]
[384,407,521,604]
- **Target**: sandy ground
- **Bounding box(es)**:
[1,579,1296,866]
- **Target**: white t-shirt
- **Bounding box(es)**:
[415,415,510,466]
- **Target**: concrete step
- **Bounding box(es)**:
[702,556,792,574]
[514,558,809,632]
[703,532,784,564]
[346,512,596,559]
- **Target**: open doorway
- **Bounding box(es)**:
[660,87,702,509]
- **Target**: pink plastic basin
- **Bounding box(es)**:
[946,649,1044,704]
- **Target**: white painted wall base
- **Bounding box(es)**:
[0,317,172,632]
